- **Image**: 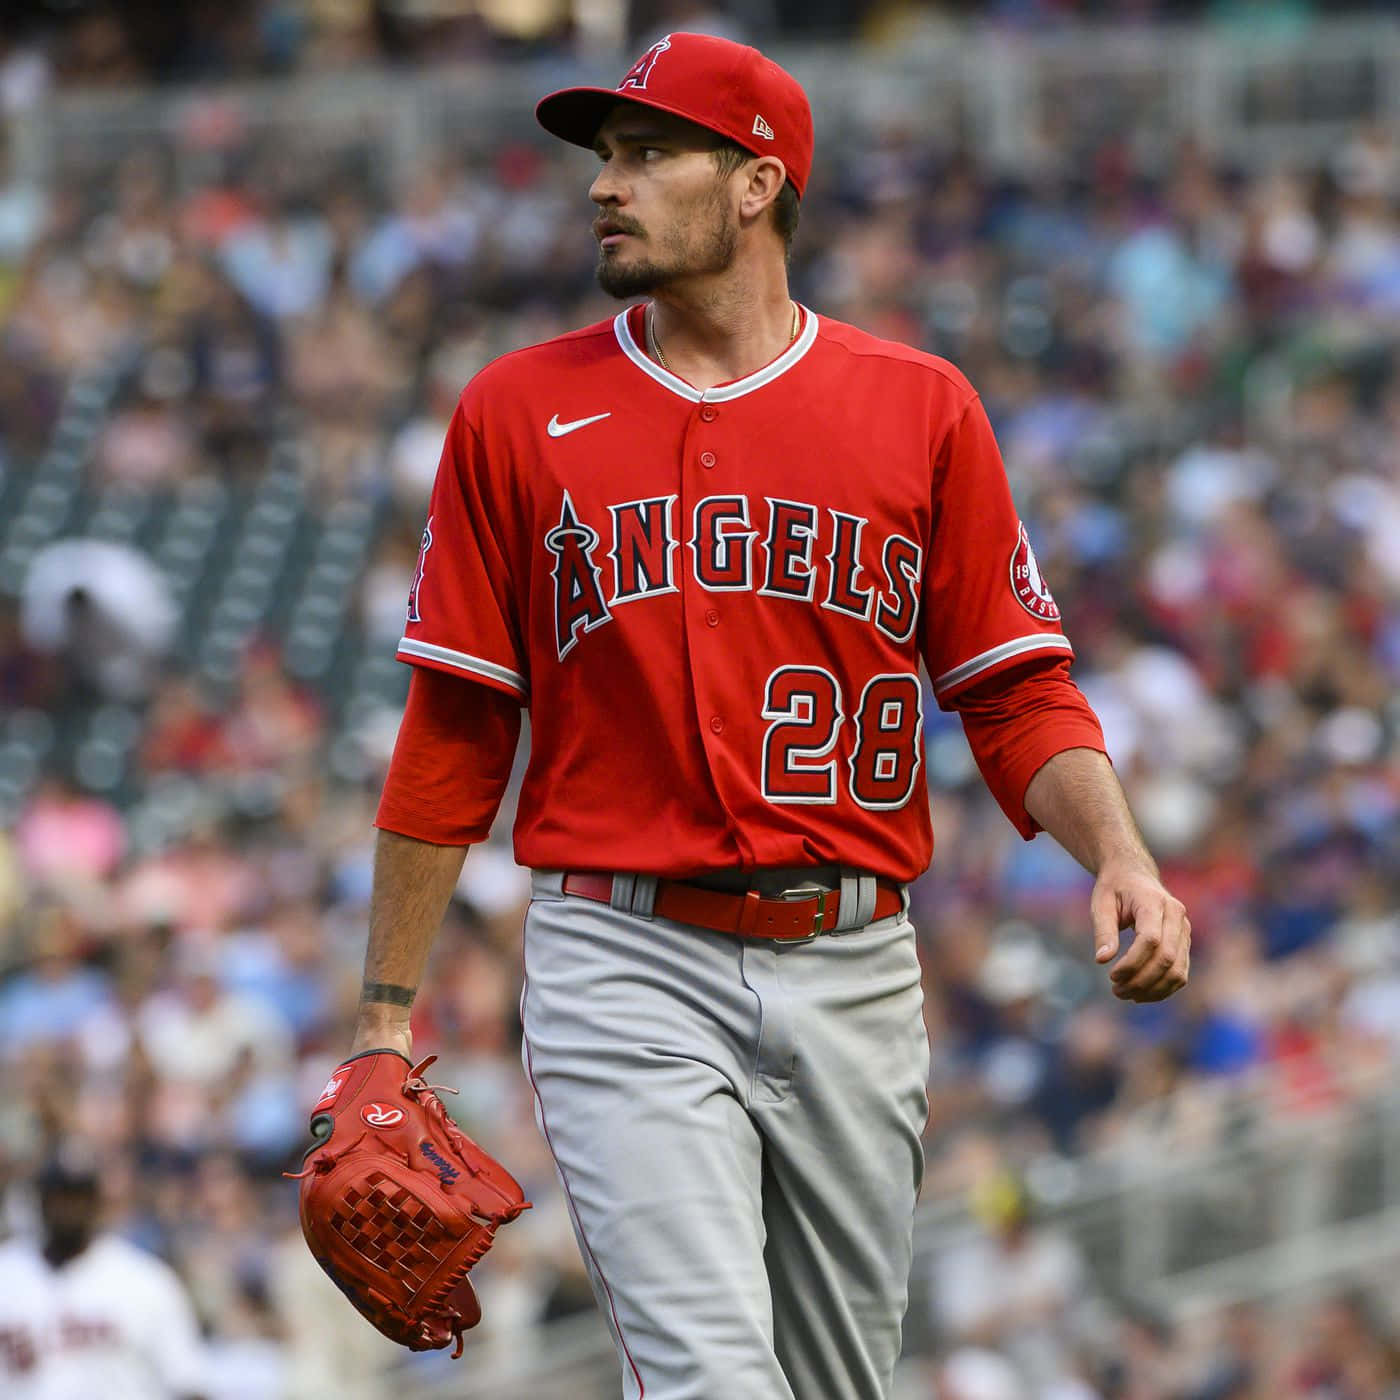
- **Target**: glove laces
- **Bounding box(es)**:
[406,1055,460,1099]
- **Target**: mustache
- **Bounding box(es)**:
[593,215,645,240]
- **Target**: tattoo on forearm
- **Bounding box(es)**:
[361,981,416,1008]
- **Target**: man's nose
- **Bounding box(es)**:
[589,163,625,206]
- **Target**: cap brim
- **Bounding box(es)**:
[536,86,745,155]
[536,87,628,150]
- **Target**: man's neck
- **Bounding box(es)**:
[647,277,797,391]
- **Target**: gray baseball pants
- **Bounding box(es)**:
[520,870,930,1400]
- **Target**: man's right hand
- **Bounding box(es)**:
[294,1046,529,1358]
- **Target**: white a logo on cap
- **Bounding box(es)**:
[620,35,671,90]
[752,114,775,140]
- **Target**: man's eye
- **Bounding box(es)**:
[640,147,663,159]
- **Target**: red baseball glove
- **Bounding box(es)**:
[292,1049,529,1357]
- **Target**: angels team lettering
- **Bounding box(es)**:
[545,491,922,661]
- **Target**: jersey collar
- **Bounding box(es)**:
[613,303,818,404]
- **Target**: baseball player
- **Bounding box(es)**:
[342,31,1191,1400]
[0,1158,208,1399]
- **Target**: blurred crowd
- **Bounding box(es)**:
[3,10,1400,1399]
[0,0,1389,95]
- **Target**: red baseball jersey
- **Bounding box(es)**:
[397,305,1080,882]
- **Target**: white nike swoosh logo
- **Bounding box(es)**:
[547,411,611,438]
[546,408,613,436]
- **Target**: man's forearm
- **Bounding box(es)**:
[1023,746,1156,877]
[352,828,469,1053]
[1024,745,1189,998]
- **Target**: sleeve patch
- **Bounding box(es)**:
[1010,522,1060,621]
[406,516,433,624]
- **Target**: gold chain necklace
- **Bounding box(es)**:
[646,302,801,373]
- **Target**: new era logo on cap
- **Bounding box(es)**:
[752,114,775,140]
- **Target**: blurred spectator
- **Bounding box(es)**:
[202,1276,287,1400]
[931,1173,1096,1391]
[350,158,490,305]
[1291,1291,1400,1399]
[266,1223,402,1399]
[218,189,334,321]
[136,937,294,1092]
[1030,1004,1125,1153]
[13,780,126,890]
[385,346,472,517]
[93,353,197,487]
[0,1154,209,1397]
[1098,1302,1192,1399]
[0,32,51,114]
[286,261,410,494]
[87,149,179,294]
[140,673,236,775]
[0,124,45,267]
[1188,1301,1277,1400]
[187,270,282,468]
[0,905,112,1055]
[20,538,177,703]
[937,1346,1029,1400]
[217,645,322,776]
[119,821,257,933]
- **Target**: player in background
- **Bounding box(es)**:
[334,31,1192,1400]
[0,1157,208,1399]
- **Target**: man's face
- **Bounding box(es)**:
[589,105,742,298]
[39,1179,101,1267]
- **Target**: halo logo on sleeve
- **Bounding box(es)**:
[362,1103,406,1128]
[619,35,670,90]
[1010,522,1060,621]
[406,516,433,624]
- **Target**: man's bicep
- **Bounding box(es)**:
[921,396,1072,704]
[398,400,528,699]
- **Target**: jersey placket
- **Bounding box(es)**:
[676,395,760,867]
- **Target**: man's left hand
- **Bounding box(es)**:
[1091,862,1191,1002]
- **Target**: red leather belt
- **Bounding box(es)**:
[560,872,904,941]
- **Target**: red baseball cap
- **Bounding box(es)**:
[536,32,814,199]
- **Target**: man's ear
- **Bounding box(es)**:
[739,157,787,223]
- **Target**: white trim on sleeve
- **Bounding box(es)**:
[396,638,528,697]
[933,633,1073,695]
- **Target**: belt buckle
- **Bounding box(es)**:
[772,884,838,942]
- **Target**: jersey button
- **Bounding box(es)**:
[700,406,718,422]
[700,450,717,468]
[705,608,719,626]
[709,715,724,734]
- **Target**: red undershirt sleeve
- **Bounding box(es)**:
[947,653,1108,839]
[374,667,523,846]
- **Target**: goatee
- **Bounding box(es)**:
[595,204,737,300]
[597,255,671,298]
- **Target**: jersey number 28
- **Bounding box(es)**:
[760,667,922,810]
